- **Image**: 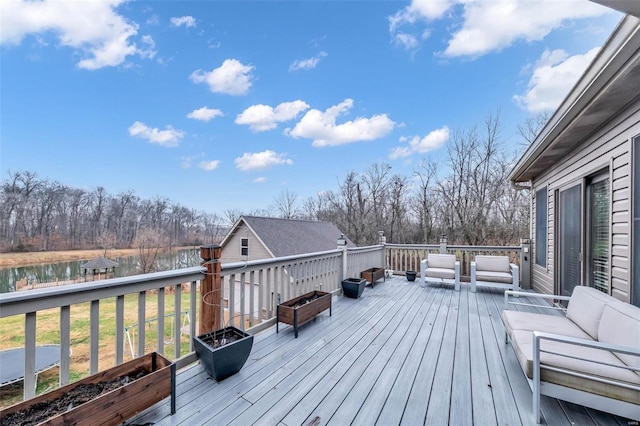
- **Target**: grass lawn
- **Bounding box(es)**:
[0,289,198,408]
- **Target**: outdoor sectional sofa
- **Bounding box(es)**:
[502,286,640,423]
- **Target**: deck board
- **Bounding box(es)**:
[128,278,629,426]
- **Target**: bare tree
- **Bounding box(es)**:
[273,190,300,219]
[517,111,550,148]
[134,227,166,274]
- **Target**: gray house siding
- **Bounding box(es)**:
[220,222,272,264]
[530,100,640,302]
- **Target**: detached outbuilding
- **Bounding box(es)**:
[80,257,119,280]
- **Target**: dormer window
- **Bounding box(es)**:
[241,238,248,256]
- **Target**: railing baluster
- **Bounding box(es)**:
[115,295,124,365]
[249,270,255,327]
[258,269,264,324]
[240,272,246,329]
[174,283,181,359]
[60,305,70,385]
[190,280,197,351]
[229,273,235,328]
[90,300,99,374]
[137,291,145,359]
[157,287,165,355]
[24,312,36,400]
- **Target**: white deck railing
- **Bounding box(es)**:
[0,242,527,402]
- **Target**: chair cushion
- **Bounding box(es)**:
[501,311,591,339]
[424,268,455,280]
[475,255,510,273]
[476,271,513,284]
[598,300,640,370]
[427,254,455,269]
[509,329,640,404]
[566,286,610,340]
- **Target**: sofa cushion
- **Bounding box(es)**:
[598,300,640,371]
[476,271,513,284]
[566,286,610,340]
[509,329,640,404]
[501,311,591,339]
[424,268,455,280]
[427,254,455,270]
[475,255,510,273]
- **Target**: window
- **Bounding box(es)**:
[586,173,609,294]
[241,238,248,256]
[535,187,548,267]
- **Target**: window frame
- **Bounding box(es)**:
[241,238,248,256]
[535,186,548,268]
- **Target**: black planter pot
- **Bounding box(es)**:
[193,326,253,381]
[406,271,417,282]
[341,278,366,298]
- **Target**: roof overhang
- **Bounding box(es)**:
[508,14,640,183]
[591,0,640,18]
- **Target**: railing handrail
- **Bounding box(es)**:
[0,266,206,318]
[221,249,342,273]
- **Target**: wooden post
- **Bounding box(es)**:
[200,244,222,334]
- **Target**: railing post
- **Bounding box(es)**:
[439,235,447,254]
[338,234,348,280]
[200,244,222,334]
[378,231,386,269]
[520,238,531,289]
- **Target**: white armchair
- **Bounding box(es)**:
[471,255,519,292]
[420,254,460,291]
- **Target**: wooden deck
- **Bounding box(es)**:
[128,277,630,426]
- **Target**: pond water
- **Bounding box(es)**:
[0,249,201,294]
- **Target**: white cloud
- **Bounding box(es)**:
[128,121,184,147]
[254,177,267,183]
[388,0,609,57]
[443,1,607,58]
[171,16,196,28]
[289,51,327,71]
[187,107,224,122]
[285,99,395,147]
[0,0,153,69]
[199,160,220,171]
[393,33,419,50]
[389,126,450,159]
[234,150,293,171]
[513,47,600,113]
[189,59,254,95]
[236,101,309,132]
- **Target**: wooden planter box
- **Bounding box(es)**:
[361,267,385,288]
[277,290,332,338]
[0,352,175,426]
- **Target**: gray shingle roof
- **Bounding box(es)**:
[240,216,355,257]
[80,257,119,270]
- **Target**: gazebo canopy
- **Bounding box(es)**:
[80,257,119,270]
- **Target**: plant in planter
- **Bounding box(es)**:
[193,326,253,381]
[406,270,417,281]
[341,278,366,299]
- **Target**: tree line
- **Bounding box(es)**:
[0,112,541,252]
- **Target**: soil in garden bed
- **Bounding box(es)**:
[199,328,247,349]
[2,367,149,426]
[290,293,322,308]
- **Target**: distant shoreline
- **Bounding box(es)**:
[0,246,196,268]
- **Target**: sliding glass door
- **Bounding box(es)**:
[558,184,582,297]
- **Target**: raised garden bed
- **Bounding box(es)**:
[0,352,175,426]
[361,267,385,288]
[277,290,332,338]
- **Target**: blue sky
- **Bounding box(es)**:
[0,0,622,217]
